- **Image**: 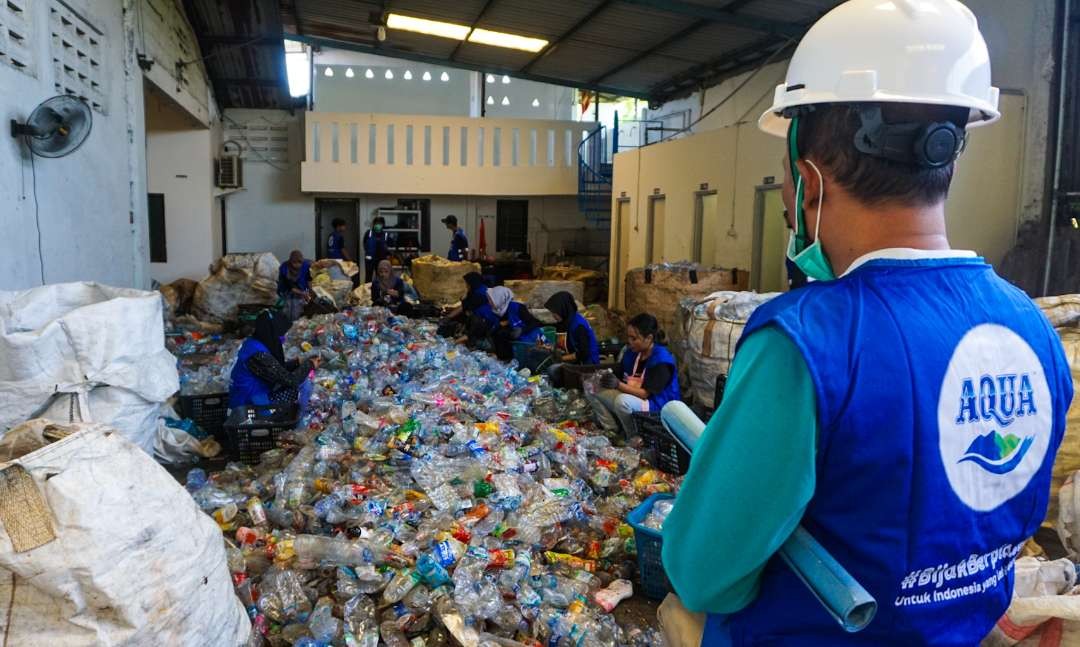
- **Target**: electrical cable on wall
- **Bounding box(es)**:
[30,153,45,285]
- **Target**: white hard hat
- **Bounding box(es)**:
[759,0,1000,137]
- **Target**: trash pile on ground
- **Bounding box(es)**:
[168,330,243,395]
[187,308,676,647]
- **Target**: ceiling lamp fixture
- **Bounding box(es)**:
[386,13,548,52]
[365,68,375,79]
[386,13,470,40]
[531,98,540,107]
[486,74,495,83]
[486,95,495,105]
[440,71,450,82]
[345,67,354,78]
[501,96,510,106]
[469,29,547,53]
[385,69,394,79]
[501,75,510,84]
[403,70,413,80]
[324,66,334,77]
[422,71,432,81]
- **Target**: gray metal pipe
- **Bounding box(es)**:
[1043,0,1071,297]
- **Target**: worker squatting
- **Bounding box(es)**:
[894,540,1027,607]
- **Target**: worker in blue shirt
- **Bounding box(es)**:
[442,215,468,261]
[277,250,313,321]
[660,2,1072,645]
[362,216,390,281]
[327,218,352,262]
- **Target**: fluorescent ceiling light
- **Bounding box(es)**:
[501,96,510,106]
[323,66,334,77]
[284,43,310,97]
[365,68,374,79]
[422,71,432,81]
[387,13,470,40]
[502,75,510,84]
[345,67,354,78]
[386,12,548,52]
[469,28,548,53]
[385,69,394,79]
[440,71,450,82]
[486,95,494,105]
[532,98,540,107]
[403,70,413,80]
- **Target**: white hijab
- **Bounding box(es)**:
[488,286,513,316]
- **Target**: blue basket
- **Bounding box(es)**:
[627,492,676,600]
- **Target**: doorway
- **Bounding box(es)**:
[646,194,666,265]
[751,186,788,293]
[693,191,718,264]
[496,200,529,253]
[316,198,360,260]
[611,198,631,307]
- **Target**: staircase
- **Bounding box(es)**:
[577,114,617,225]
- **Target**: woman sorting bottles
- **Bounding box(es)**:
[590,313,680,435]
[370,259,413,316]
[229,310,319,412]
[438,272,489,339]
[544,291,600,386]
[487,286,544,361]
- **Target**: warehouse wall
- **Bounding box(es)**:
[223,109,607,269]
[0,0,213,291]
[145,88,217,283]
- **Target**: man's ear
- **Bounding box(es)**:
[795,158,823,210]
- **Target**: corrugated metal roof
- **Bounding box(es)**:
[183,0,847,106]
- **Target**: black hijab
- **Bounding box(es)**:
[544,291,577,331]
[252,310,291,363]
[462,272,488,312]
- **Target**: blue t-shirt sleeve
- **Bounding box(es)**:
[661,326,817,613]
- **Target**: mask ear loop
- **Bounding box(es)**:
[788,117,808,249]
[804,159,825,243]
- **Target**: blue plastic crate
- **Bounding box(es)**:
[627,492,675,600]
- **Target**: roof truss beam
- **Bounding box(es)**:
[519,0,615,74]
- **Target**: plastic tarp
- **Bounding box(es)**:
[0,282,179,454]
[0,422,249,646]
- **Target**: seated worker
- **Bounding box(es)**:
[370,259,412,316]
[589,313,679,435]
[277,250,313,321]
[488,286,544,362]
[362,216,390,282]
[229,310,318,410]
[544,291,601,386]
[438,272,489,337]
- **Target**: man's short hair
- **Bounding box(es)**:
[332,218,346,228]
[796,102,968,208]
[289,250,303,262]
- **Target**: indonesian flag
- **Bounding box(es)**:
[580,89,592,115]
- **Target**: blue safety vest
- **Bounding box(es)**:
[364,230,387,260]
[229,338,274,408]
[715,257,1071,646]
[449,229,468,261]
[473,302,500,330]
[328,231,345,259]
[621,344,680,412]
[278,260,311,295]
[567,313,600,364]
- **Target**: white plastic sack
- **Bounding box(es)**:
[683,291,778,408]
[0,283,179,453]
[0,422,249,646]
[982,557,1080,646]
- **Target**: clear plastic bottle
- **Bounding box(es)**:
[382,568,421,604]
[308,596,341,644]
[416,553,451,587]
[281,445,317,508]
[379,620,410,647]
[294,534,382,566]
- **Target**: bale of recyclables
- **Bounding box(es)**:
[583,304,625,341]
[504,280,584,310]
[681,291,779,409]
[311,259,358,308]
[191,252,279,323]
[159,277,197,320]
[539,265,605,304]
[410,255,482,305]
[0,420,249,645]
[624,263,749,345]
[1036,294,1080,529]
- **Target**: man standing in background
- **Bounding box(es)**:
[442,215,468,262]
[327,218,352,262]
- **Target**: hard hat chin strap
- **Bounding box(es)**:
[853,105,967,169]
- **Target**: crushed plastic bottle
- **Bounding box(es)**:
[182,309,678,645]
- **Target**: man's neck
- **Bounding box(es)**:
[825,201,950,275]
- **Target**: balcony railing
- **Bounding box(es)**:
[301,112,597,196]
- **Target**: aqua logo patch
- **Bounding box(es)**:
[938,325,1053,511]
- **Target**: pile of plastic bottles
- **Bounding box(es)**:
[641,499,674,532]
[169,332,242,395]
[187,308,676,647]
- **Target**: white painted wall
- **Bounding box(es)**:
[0,0,213,290]
[145,88,216,283]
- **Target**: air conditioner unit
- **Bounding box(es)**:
[216,154,243,189]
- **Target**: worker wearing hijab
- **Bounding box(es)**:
[544,291,600,365]
[229,310,317,409]
[487,286,543,361]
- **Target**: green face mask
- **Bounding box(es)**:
[373,224,383,233]
[787,118,836,282]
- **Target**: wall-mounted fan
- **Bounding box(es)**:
[10,95,93,158]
